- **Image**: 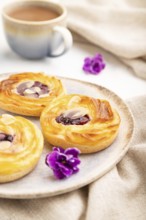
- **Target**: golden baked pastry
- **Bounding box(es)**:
[40,94,120,153]
[0,72,66,116]
[0,114,44,183]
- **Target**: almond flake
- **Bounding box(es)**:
[24,89,35,95]
[26,81,34,88]
[63,107,88,119]
[33,87,41,93]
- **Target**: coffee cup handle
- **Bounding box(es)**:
[48,26,73,57]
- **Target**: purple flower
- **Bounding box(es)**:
[83,53,106,75]
[45,147,81,179]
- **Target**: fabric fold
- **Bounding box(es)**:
[62,0,146,79]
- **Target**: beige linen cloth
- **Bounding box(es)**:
[63,0,146,79]
[1,0,146,219]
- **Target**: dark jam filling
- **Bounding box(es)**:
[56,114,90,125]
[17,81,49,98]
[0,133,14,142]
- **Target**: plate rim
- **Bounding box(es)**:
[0,73,134,199]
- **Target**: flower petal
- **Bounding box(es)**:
[68,158,81,167]
[53,169,66,179]
[45,146,81,180]
[72,166,80,174]
[82,53,106,75]
[53,146,64,153]
[45,151,59,169]
[65,148,80,157]
[56,162,73,177]
[84,57,91,63]
[57,153,68,162]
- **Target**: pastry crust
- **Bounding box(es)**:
[0,72,66,116]
[40,94,121,153]
[0,114,44,183]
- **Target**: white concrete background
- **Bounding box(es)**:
[0,0,146,100]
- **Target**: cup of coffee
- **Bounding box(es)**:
[2,0,72,59]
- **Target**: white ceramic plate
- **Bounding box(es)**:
[0,73,134,199]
